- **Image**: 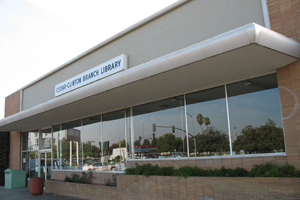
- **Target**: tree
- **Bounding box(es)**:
[196,114,204,133]
[120,139,126,147]
[195,127,229,153]
[151,138,158,146]
[134,140,141,147]
[142,139,150,146]
[232,119,284,154]
[156,133,183,153]
[204,117,211,129]
[184,136,195,153]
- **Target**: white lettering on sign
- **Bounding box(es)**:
[55,54,128,97]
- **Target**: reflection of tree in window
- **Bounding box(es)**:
[156,133,183,153]
[134,140,141,147]
[195,127,229,154]
[142,139,150,146]
[151,138,158,146]
[194,113,229,155]
[233,119,284,154]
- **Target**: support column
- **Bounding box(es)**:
[277,60,300,169]
[9,131,21,170]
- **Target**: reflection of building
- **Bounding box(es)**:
[130,146,157,158]
[1,1,300,196]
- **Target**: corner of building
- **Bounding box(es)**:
[5,90,22,170]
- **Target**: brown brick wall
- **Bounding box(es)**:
[4,90,21,170]
[9,131,21,170]
[267,0,300,41]
[277,60,300,169]
[46,176,300,199]
[45,180,117,200]
[5,90,20,117]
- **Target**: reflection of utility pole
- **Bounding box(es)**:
[57,133,59,160]
[179,108,185,153]
[186,113,196,157]
[142,120,144,138]
[91,141,95,157]
[59,129,63,170]
[70,140,72,167]
[119,119,121,159]
[129,115,140,158]
[155,124,194,156]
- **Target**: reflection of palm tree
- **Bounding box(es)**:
[196,114,204,133]
[204,117,210,129]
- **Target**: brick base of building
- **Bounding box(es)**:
[45,175,300,200]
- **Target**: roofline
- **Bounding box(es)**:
[21,0,191,90]
[1,23,300,131]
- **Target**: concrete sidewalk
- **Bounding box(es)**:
[0,187,83,200]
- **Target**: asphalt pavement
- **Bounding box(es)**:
[0,187,83,200]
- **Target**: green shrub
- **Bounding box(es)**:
[125,164,172,177]
[250,162,299,177]
[125,163,175,177]
[125,162,300,178]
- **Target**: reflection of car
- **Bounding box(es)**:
[82,164,90,171]
[88,162,108,171]
[92,159,100,163]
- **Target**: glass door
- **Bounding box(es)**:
[39,127,52,180]
[39,151,51,180]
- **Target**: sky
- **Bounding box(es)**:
[0,0,178,119]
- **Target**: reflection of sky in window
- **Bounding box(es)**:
[82,123,101,148]
[103,119,125,146]
[186,98,228,135]
[131,106,186,141]
[228,88,283,140]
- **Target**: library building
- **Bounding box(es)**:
[1,0,300,199]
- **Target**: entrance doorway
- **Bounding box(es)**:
[39,151,51,180]
[21,127,53,181]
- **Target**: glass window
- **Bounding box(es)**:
[21,131,39,180]
[41,128,52,150]
[52,120,81,170]
[82,115,102,171]
[185,86,230,157]
[25,131,39,151]
[28,150,39,178]
[227,74,285,155]
[102,110,126,171]
[127,95,186,159]
[22,132,29,151]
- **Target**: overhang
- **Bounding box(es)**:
[1,23,299,132]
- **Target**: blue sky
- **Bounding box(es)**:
[0,0,178,119]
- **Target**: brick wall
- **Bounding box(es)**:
[8,132,21,170]
[4,90,20,118]
[4,90,21,170]
[117,175,300,199]
[45,175,300,199]
[51,170,120,185]
[268,0,300,41]
[277,61,300,169]
[45,180,117,200]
